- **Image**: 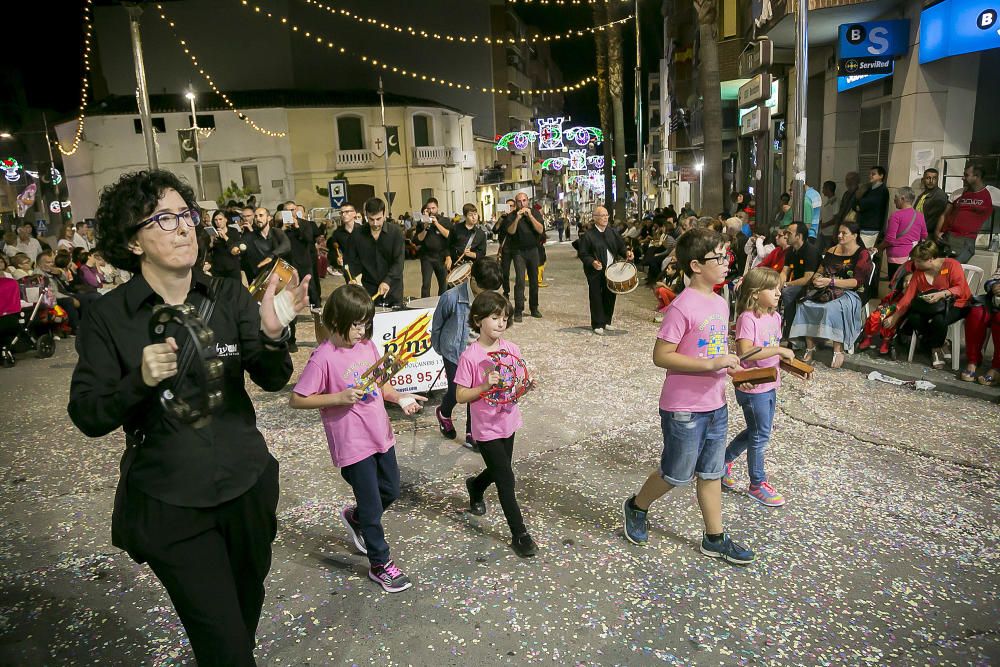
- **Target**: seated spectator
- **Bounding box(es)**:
[859,260,914,357]
[961,267,1000,386]
[651,262,681,322]
[745,227,777,272]
[75,251,105,292]
[57,224,76,252]
[34,250,82,333]
[881,240,973,369]
[876,187,927,284]
[778,222,820,339]
[9,253,33,279]
[0,255,11,279]
[92,251,129,287]
[725,217,749,279]
[757,229,789,273]
[790,222,873,369]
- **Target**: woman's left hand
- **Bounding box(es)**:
[923,291,948,304]
[813,276,831,288]
[260,269,311,338]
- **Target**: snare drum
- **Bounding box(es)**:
[248,258,295,302]
[605,261,639,294]
[406,296,440,310]
[446,262,472,287]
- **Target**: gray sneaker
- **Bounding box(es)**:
[622,496,648,545]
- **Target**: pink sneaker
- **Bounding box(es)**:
[721,461,737,489]
[748,481,785,507]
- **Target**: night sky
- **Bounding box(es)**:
[5,0,661,154]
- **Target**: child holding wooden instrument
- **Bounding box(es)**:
[721,267,795,507]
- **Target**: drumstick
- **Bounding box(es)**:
[738,346,762,362]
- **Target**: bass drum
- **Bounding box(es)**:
[605,261,639,294]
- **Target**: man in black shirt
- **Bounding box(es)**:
[446,203,489,275]
[68,170,311,665]
[328,201,360,283]
[241,206,290,282]
[578,206,633,334]
[779,221,821,339]
[500,192,545,321]
[854,165,890,239]
[415,197,452,297]
[343,197,405,306]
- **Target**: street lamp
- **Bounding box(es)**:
[186,89,205,200]
[0,132,11,139]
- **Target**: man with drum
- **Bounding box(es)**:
[578,206,633,335]
[501,192,545,321]
[68,169,311,665]
[343,196,405,306]
[328,201,360,283]
[446,203,489,279]
[416,197,452,298]
[242,206,291,283]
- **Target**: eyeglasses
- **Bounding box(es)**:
[700,254,728,265]
[138,209,201,232]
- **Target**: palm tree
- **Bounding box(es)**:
[606,5,629,223]
[593,4,614,209]
[695,0,724,216]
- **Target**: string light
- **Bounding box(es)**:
[240,1,598,96]
[155,4,287,137]
[56,0,94,156]
[507,0,631,4]
[300,0,631,45]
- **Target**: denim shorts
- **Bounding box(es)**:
[658,406,729,486]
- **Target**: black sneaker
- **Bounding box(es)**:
[465,477,486,516]
[368,560,413,593]
[340,506,367,554]
[436,406,457,440]
[288,341,299,353]
[513,312,524,323]
[511,532,538,558]
[530,310,543,318]
[463,433,479,452]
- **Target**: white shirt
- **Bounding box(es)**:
[73,232,93,252]
[5,238,43,262]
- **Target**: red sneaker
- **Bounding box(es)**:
[858,336,874,351]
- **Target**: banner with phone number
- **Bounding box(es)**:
[372,308,445,393]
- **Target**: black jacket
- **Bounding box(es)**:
[578,225,628,276]
[241,226,291,281]
[343,222,405,305]
[855,183,890,233]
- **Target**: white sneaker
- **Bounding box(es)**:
[593,328,605,336]
[604,324,616,331]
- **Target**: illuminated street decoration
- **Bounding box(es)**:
[540,157,569,170]
[1,157,21,182]
[536,116,565,151]
[50,167,63,185]
[566,126,603,146]
[495,130,538,151]
[50,201,62,213]
[495,125,603,150]
[569,149,588,171]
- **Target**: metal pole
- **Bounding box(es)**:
[126,4,158,170]
[791,0,807,223]
[377,77,391,216]
[188,94,205,200]
[635,0,643,218]
[42,112,59,223]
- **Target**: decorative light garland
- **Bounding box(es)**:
[495,126,603,151]
[155,4,287,137]
[56,0,94,156]
[239,1,597,96]
[301,0,631,45]
[1,157,21,182]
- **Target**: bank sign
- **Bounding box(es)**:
[838,19,909,74]
[920,0,1000,64]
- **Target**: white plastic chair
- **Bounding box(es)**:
[907,264,984,370]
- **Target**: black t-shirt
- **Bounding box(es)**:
[503,209,542,251]
[786,241,821,281]
[417,215,452,259]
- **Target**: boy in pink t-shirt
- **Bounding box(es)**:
[455,291,537,558]
[622,228,756,565]
[290,285,425,593]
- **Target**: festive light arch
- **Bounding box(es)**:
[495,126,602,151]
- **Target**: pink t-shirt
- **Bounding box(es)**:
[455,339,524,442]
[657,288,729,413]
[293,339,395,468]
[734,310,782,395]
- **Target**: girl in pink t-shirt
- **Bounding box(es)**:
[722,268,795,507]
[455,291,537,558]
[290,285,425,593]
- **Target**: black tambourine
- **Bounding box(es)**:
[148,303,224,428]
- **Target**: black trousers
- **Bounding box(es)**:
[340,448,400,566]
[903,305,970,348]
[124,457,279,667]
[420,256,448,298]
[586,270,617,330]
[440,358,471,436]
[555,224,564,242]
[502,248,540,314]
[469,434,525,536]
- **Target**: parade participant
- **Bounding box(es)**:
[937,162,994,263]
[328,202,360,283]
[416,197,452,297]
[68,169,311,665]
[445,203,488,273]
[721,268,794,506]
[280,201,321,352]
[343,197,405,306]
[456,290,537,558]
[241,206,290,282]
[431,258,503,450]
[289,284,425,593]
[500,193,544,321]
[621,227,754,564]
[494,199,515,295]
[207,209,244,280]
[578,206,633,335]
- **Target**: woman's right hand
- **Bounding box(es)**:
[882,314,897,330]
[141,337,178,387]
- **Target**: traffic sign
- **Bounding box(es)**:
[328,179,347,209]
[384,191,396,206]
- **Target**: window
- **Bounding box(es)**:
[241,165,260,194]
[858,102,890,174]
[421,188,434,205]
[187,114,216,129]
[413,114,432,147]
[134,117,166,134]
[336,116,364,150]
[197,164,222,202]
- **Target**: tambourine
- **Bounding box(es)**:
[248,257,295,302]
[148,303,224,428]
[480,349,532,406]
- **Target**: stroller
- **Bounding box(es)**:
[0,275,59,368]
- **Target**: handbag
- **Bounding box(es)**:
[910,289,952,316]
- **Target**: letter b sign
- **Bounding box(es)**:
[846,24,866,45]
[978,9,997,30]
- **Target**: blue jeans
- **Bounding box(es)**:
[724,389,776,486]
[658,406,728,486]
[339,448,400,566]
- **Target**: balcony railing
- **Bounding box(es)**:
[412,146,451,166]
[335,149,375,170]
